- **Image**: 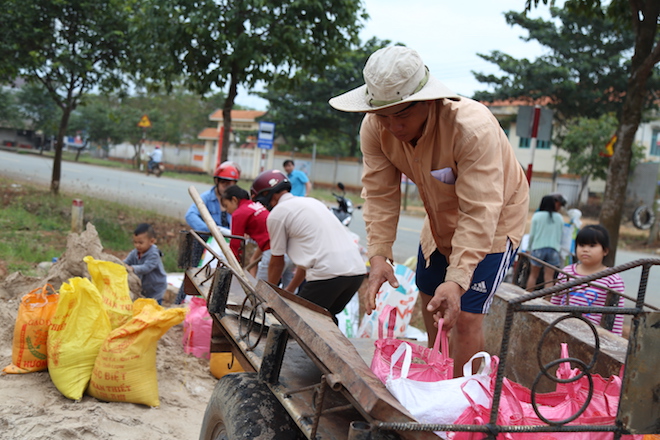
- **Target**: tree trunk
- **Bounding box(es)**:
[133,143,142,169]
[51,107,72,194]
[578,174,589,205]
[598,1,659,267]
[221,72,239,165]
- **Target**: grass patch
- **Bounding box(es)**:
[0,178,185,278]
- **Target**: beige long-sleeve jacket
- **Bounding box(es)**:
[360,98,529,291]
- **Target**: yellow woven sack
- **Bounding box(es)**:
[47,277,112,400]
[3,284,59,374]
[87,298,186,407]
[84,256,133,330]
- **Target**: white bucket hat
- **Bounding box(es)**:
[328,46,460,113]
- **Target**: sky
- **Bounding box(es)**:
[234,0,561,111]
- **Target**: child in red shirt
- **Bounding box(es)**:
[220,185,294,286]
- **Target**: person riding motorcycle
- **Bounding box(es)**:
[147,145,163,173]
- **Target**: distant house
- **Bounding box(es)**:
[109,109,276,176]
[484,99,660,207]
[197,109,273,176]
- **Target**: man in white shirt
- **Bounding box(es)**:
[147,145,163,172]
[251,169,366,320]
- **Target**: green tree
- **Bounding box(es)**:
[0,0,132,194]
[16,83,63,148]
[473,7,639,124]
[259,38,390,157]
[527,0,660,266]
[129,0,367,162]
[556,114,644,202]
[68,94,125,156]
[0,87,22,130]
[70,88,228,167]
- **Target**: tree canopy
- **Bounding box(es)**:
[556,113,644,202]
[0,0,133,193]
[259,38,390,157]
[525,0,660,265]
[129,0,367,163]
[68,88,227,165]
[473,7,646,124]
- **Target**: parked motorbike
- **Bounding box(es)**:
[330,182,359,227]
[146,161,165,177]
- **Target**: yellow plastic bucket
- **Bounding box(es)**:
[209,352,244,379]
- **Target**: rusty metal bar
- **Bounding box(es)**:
[619,311,660,433]
[259,324,288,385]
[376,421,628,434]
[348,421,372,440]
[309,377,329,440]
[208,267,232,315]
[516,255,660,310]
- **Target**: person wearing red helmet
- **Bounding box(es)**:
[251,170,366,320]
[185,162,240,234]
[176,161,241,304]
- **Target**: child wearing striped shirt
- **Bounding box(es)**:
[551,224,625,336]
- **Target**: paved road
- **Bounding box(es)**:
[0,149,208,219]
[2,149,658,308]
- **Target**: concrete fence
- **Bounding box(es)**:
[106,142,587,209]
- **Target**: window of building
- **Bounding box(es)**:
[651,129,660,157]
[519,137,551,149]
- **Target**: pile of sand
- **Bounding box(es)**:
[0,224,217,440]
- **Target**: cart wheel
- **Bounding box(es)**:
[199,372,304,440]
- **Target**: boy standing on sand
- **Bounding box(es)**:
[124,223,167,305]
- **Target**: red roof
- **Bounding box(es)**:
[198,127,219,140]
[482,97,554,107]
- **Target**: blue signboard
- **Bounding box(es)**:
[257,121,275,150]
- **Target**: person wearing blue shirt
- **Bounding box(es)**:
[185,162,241,234]
[124,223,167,305]
[177,161,240,304]
[283,159,311,197]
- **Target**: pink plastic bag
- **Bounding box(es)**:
[386,345,497,439]
[450,343,642,440]
[506,344,621,419]
[183,297,212,359]
[371,305,453,383]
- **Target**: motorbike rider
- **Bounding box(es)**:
[147,145,163,172]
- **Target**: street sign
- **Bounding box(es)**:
[137,114,152,128]
[257,121,275,150]
[516,106,553,141]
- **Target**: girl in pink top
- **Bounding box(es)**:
[551,224,625,336]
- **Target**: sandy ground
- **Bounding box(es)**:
[0,225,218,440]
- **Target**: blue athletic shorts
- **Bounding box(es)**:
[416,240,517,314]
[530,247,561,267]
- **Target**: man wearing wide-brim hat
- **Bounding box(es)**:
[329,46,529,377]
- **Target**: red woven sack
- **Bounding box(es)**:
[371,305,453,383]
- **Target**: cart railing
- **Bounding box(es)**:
[183,226,660,439]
